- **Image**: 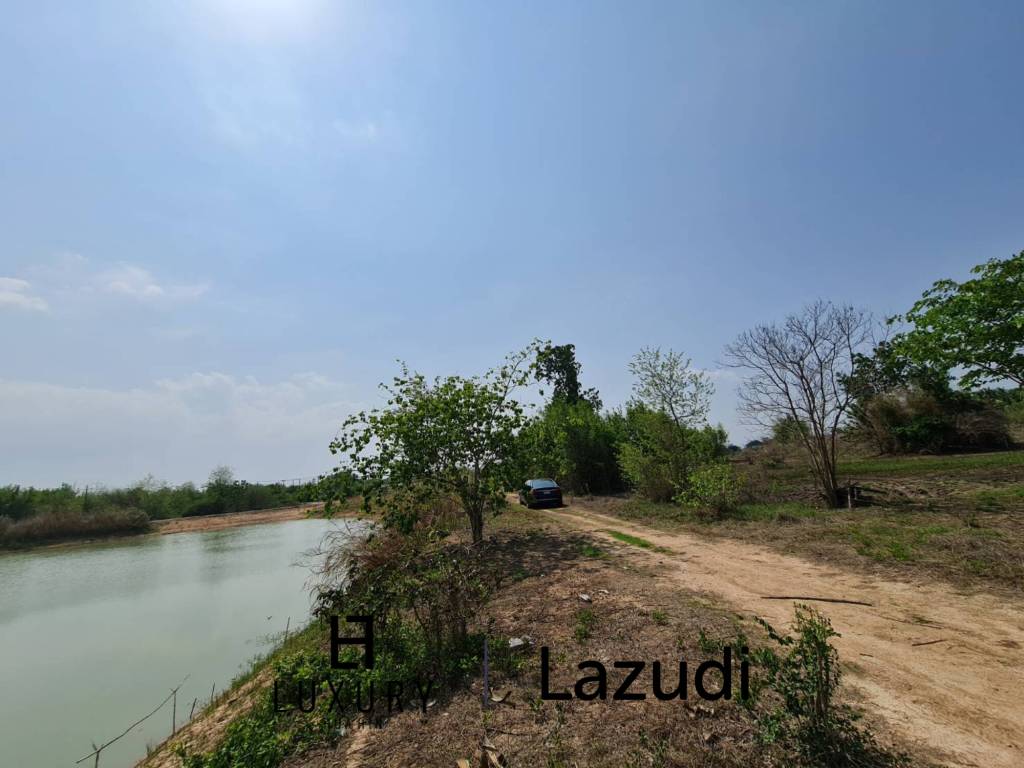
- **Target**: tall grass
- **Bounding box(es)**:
[0,508,150,546]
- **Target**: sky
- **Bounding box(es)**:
[2,0,1022,488]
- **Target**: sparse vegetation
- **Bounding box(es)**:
[605,529,656,549]
[0,468,323,547]
[573,608,597,642]
[752,607,908,767]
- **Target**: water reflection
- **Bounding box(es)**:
[0,518,360,768]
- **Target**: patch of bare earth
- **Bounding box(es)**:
[152,504,327,535]
[585,491,1024,596]
[288,516,918,768]
[545,502,1024,768]
[139,668,275,768]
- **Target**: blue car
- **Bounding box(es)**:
[519,478,564,509]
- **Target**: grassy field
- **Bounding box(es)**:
[584,449,1024,591]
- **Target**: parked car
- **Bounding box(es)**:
[519,478,564,508]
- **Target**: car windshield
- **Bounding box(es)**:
[531,479,558,489]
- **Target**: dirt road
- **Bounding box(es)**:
[549,502,1024,768]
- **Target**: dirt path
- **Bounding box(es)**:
[548,502,1024,768]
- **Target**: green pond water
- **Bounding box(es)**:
[0,518,361,767]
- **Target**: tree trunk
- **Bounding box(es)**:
[819,465,841,508]
[469,506,484,544]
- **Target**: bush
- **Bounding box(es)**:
[853,388,1010,454]
[0,508,150,546]
[518,400,627,495]
[617,404,728,502]
[753,606,907,767]
[0,474,325,537]
[676,462,745,519]
[179,500,501,768]
[771,416,808,446]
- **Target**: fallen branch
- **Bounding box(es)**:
[911,638,949,647]
[760,595,874,607]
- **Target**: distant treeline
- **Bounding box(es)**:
[0,466,326,546]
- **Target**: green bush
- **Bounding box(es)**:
[617,404,727,502]
[771,416,808,445]
[517,399,626,495]
[180,516,499,768]
[753,607,906,767]
[675,462,744,519]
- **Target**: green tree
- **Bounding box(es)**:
[891,251,1024,389]
[534,342,601,409]
[329,346,535,544]
[628,346,713,428]
[618,347,722,502]
[771,415,809,445]
[617,404,727,503]
[518,399,625,495]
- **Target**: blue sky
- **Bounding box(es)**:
[2,1,1022,487]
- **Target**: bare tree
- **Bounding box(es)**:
[629,347,713,427]
[723,301,873,507]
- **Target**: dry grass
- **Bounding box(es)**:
[584,449,1024,592]
[288,509,915,768]
[0,508,150,547]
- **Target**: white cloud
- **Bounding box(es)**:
[0,373,359,487]
[0,277,48,312]
[24,254,209,307]
[96,263,209,302]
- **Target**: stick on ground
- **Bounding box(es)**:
[760,595,874,607]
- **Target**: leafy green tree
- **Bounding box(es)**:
[521,342,623,493]
[771,415,809,445]
[618,404,727,502]
[891,251,1024,389]
[518,399,625,495]
[329,347,535,544]
[617,347,722,502]
[628,346,713,428]
[534,342,601,409]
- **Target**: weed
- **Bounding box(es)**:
[574,608,597,642]
[697,628,721,654]
[651,609,669,626]
[605,529,655,549]
[753,606,908,767]
[626,729,670,768]
[580,542,607,558]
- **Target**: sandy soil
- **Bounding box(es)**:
[139,668,276,768]
[548,502,1024,768]
[151,503,326,535]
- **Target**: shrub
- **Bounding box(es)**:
[753,606,907,767]
[617,404,727,502]
[771,416,808,445]
[853,388,1010,454]
[676,462,745,519]
[0,508,150,546]
[518,400,626,495]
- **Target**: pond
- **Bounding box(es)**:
[0,518,362,767]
